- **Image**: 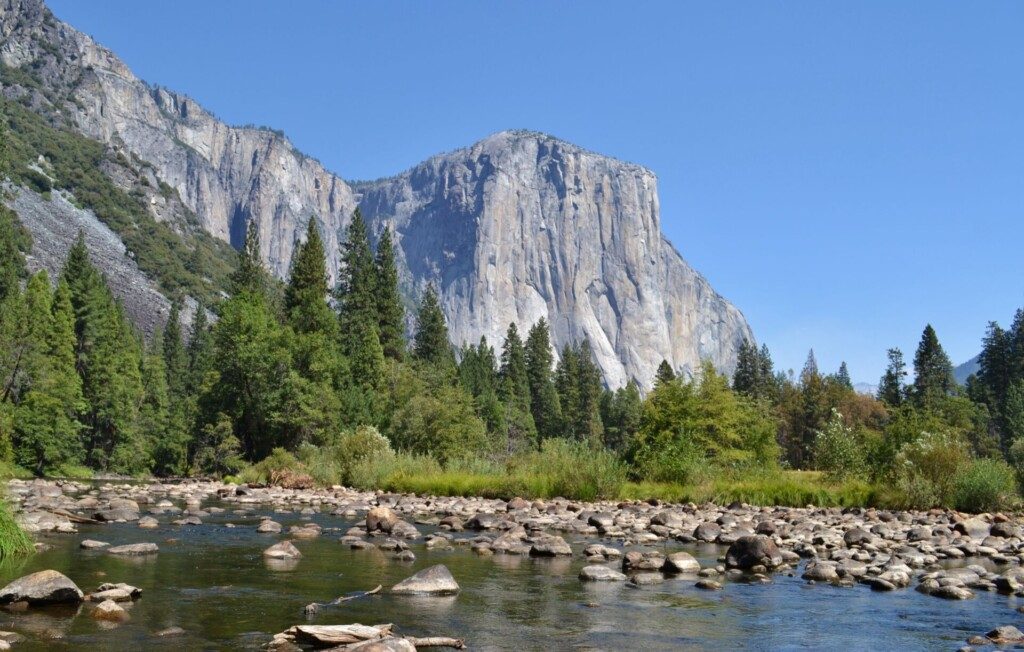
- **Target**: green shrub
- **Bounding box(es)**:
[237,448,312,488]
[630,433,707,485]
[813,410,866,480]
[952,458,1016,513]
[889,430,971,508]
[330,425,393,484]
[512,439,626,501]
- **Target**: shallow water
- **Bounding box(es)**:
[0,501,1018,651]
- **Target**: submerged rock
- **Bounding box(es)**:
[91,599,129,622]
[107,543,159,556]
[391,565,460,595]
[0,570,83,605]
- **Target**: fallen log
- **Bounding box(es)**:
[333,585,382,604]
[43,508,99,524]
[405,636,466,649]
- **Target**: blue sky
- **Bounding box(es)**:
[48,1,1024,383]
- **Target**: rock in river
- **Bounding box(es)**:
[579,565,627,582]
[107,543,159,556]
[0,570,83,605]
[663,552,701,574]
[264,541,302,559]
[391,565,460,595]
[366,506,399,533]
[726,535,784,570]
[91,599,129,622]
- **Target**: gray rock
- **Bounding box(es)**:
[80,539,109,549]
[391,564,460,595]
[0,570,83,605]
[579,565,627,582]
[366,507,399,533]
[257,519,282,533]
[987,625,1024,643]
[529,535,572,557]
[663,552,701,574]
[107,543,159,556]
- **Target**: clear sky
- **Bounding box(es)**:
[47,1,1024,384]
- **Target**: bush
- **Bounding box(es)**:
[347,452,439,491]
[630,433,707,485]
[238,448,313,488]
[330,425,393,485]
[813,410,866,480]
[889,430,971,508]
[952,458,1016,513]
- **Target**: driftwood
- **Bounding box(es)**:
[43,508,99,524]
[405,637,466,649]
[333,585,382,604]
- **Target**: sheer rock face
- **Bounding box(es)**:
[356,131,753,387]
[1,0,753,388]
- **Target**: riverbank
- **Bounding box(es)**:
[3,477,1024,649]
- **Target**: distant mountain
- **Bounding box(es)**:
[853,382,877,397]
[954,354,981,385]
[0,0,753,388]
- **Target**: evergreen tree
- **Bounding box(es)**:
[186,304,213,396]
[143,330,186,475]
[162,300,189,400]
[600,380,642,452]
[230,220,269,298]
[912,324,955,406]
[556,340,603,444]
[877,347,907,406]
[1003,379,1024,450]
[335,209,383,386]
[654,359,676,387]
[412,284,452,368]
[458,337,504,435]
[733,341,777,400]
[285,219,337,336]
[836,362,852,389]
[524,319,562,440]
[499,323,537,451]
[374,227,405,361]
[0,205,30,302]
[800,349,820,384]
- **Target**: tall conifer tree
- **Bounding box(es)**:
[375,227,405,361]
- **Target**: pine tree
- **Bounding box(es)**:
[912,324,955,406]
[143,329,186,475]
[413,284,452,368]
[458,337,504,435]
[1003,379,1024,450]
[556,344,581,438]
[733,340,759,395]
[499,323,537,448]
[162,300,189,400]
[877,347,907,406]
[0,205,29,302]
[230,220,269,298]
[285,219,337,336]
[375,226,405,361]
[601,380,641,452]
[800,349,820,384]
[336,209,383,385]
[836,362,852,389]
[524,318,562,440]
[654,359,676,387]
[186,304,213,396]
[574,339,605,445]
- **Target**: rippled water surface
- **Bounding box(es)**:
[0,499,1019,651]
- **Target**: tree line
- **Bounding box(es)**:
[1,199,1022,511]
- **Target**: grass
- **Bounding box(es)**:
[0,500,32,561]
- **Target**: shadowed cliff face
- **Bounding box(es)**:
[0,0,753,388]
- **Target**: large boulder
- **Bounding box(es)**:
[0,570,83,605]
[366,507,399,534]
[391,565,460,595]
[579,565,627,582]
[91,599,129,622]
[662,552,701,574]
[725,535,784,570]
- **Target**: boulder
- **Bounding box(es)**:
[264,541,302,559]
[725,535,783,570]
[89,583,142,602]
[138,516,159,529]
[391,565,460,595]
[987,626,1024,644]
[529,535,572,557]
[366,507,399,533]
[80,539,109,549]
[622,550,665,572]
[662,552,701,574]
[954,518,990,540]
[257,519,282,533]
[0,570,83,605]
[579,565,627,582]
[843,528,873,547]
[693,522,721,542]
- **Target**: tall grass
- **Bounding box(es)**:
[0,501,32,560]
